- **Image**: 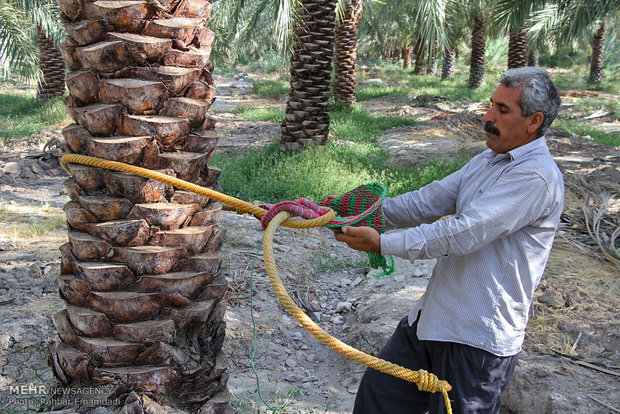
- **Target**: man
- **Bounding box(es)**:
[334,67,564,413]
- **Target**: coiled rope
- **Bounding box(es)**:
[61,154,452,413]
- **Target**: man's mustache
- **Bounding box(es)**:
[484,123,500,136]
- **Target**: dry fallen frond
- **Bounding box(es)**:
[561,174,620,268]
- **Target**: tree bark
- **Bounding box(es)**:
[281,0,337,151]
[37,26,66,101]
[527,48,539,66]
[50,0,229,412]
[402,43,413,69]
[588,19,606,85]
[468,16,487,89]
[441,47,456,81]
[333,0,363,105]
[426,38,439,76]
[507,27,528,69]
[413,37,425,75]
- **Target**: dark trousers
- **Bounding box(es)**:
[353,315,518,414]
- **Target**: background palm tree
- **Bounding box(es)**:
[493,0,554,70]
[441,3,468,80]
[527,0,620,85]
[0,0,66,100]
[506,27,528,68]
[426,38,439,75]
[208,0,298,71]
[50,0,229,411]
[412,36,426,75]
[333,0,364,105]
[356,0,399,62]
[552,0,619,85]
[401,42,413,69]
[280,0,337,150]
[211,0,337,150]
[460,0,492,89]
[588,18,607,84]
[359,0,448,78]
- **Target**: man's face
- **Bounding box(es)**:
[483,84,540,154]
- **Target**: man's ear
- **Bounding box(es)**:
[527,112,544,134]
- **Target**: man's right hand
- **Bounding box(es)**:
[334,226,381,254]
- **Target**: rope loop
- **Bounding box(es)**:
[259,198,330,229]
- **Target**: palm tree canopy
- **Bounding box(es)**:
[493,0,546,32]
[553,0,620,45]
[372,0,450,56]
[0,0,64,81]
[210,0,302,65]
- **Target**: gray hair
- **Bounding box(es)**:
[499,67,561,137]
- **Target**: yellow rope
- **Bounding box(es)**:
[61,154,453,412]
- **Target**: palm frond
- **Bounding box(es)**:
[273,0,298,51]
[364,0,450,56]
[554,0,620,46]
[14,0,65,42]
[411,0,450,53]
[492,0,544,32]
[444,0,468,47]
[358,0,389,56]
[0,0,39,81]
[528,3,561,48]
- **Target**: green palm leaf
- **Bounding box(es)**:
[0,0,38,80]
[0,0,65,82]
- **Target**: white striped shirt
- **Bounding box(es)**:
[380,137,564,356]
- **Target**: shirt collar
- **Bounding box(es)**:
[485,136,547,164]
[507,136,547,161]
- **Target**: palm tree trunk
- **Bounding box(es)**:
[588,19,606,84]
[507,27,528,69]
[36,26,65,101]
[402,43,413,69]
[426,38,439,75]
[468,16,487,89]
[281,0,337,151]
[333,0,364,105]
[441,47,456,81]
[527,48,539,66]
[50,0,229,412]
[413,37,425,75]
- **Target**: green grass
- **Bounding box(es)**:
[213,104,466,203]
[252,79,289,98]
[252,65,499,105]
[356,66,499,106]
[555,120,620,147]
[330,104,418,142]
[235,107,285,122]
[551,66,620,95]
[570,97,620,115]
[0,87,68,142]
[402,73,498,104]
[356,82,410,101]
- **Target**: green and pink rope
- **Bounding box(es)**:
[260,183,394,276]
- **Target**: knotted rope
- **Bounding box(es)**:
[259,185,394,275]
[60,154,452,413]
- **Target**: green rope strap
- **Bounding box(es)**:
[319,183,394,277]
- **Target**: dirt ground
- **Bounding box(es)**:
[0,74,618,413]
